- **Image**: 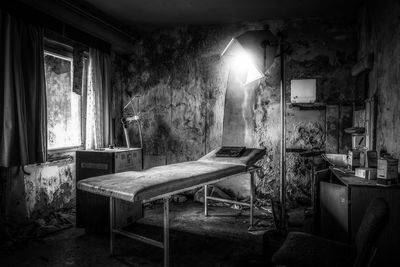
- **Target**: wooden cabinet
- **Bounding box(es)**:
[318,168,400,266]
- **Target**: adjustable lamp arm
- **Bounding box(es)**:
[121,95,143,149]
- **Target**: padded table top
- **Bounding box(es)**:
[77,147,265,202]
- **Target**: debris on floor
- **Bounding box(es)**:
[194,184,232,203]
[1,202,280,267]
[34,210,74,237]
[0,208,75,251]
[172,194,187,203]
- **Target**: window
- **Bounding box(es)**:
[44,47,87,152]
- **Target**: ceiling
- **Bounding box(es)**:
[79,0,363,26]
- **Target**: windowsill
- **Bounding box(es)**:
[48,146,83,154]
[47,154,74,164]
[24,153,75,169]
[47,146,84,163]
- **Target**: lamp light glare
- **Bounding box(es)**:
[232,51,251,72]
[231,51,263,84]
[245,63,264,84]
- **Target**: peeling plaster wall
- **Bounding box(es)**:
[23,159,75,219]
[112,18,357,206]
[358,0,400,167]
[0,158,75,223]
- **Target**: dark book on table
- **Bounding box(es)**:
[216,146,246,157]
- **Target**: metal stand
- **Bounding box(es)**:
[279,33,287,232]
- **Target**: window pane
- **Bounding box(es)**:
[44,52,81,150]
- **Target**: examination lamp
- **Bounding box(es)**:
[222,29,288,233]
[221,30,278,84]
[122,95,143,149]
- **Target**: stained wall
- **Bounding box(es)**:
[112,18,357,206]
[358,0,400,165]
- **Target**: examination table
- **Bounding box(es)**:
[77,147,265,266]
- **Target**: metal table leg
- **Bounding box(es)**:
[110,196,115,255]
[250,171,255,227]
[204,184,208,216]
[164,197,170,267]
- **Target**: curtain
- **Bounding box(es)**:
[86,48,112,149]
[0,10,47,167]
[72,44,86,95]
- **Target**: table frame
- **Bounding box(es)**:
[109,166,261,267]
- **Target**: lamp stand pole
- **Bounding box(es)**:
[279,33,287,232]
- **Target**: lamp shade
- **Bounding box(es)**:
[222,30,278,84]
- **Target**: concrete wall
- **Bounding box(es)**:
[358,0,400,164]
[0,16,359,223]
[112,18,357,206]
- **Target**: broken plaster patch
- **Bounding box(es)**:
[24,162,75,218]
[289,121,325,150]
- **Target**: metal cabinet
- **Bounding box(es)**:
[320,181,349,242]
[76,148,143,233]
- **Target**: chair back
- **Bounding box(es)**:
[353,198,389,267]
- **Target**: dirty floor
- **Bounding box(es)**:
[0,201,286,267]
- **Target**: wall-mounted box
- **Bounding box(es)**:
[291,79,316,103]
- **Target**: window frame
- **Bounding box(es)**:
[44,39,88,158]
